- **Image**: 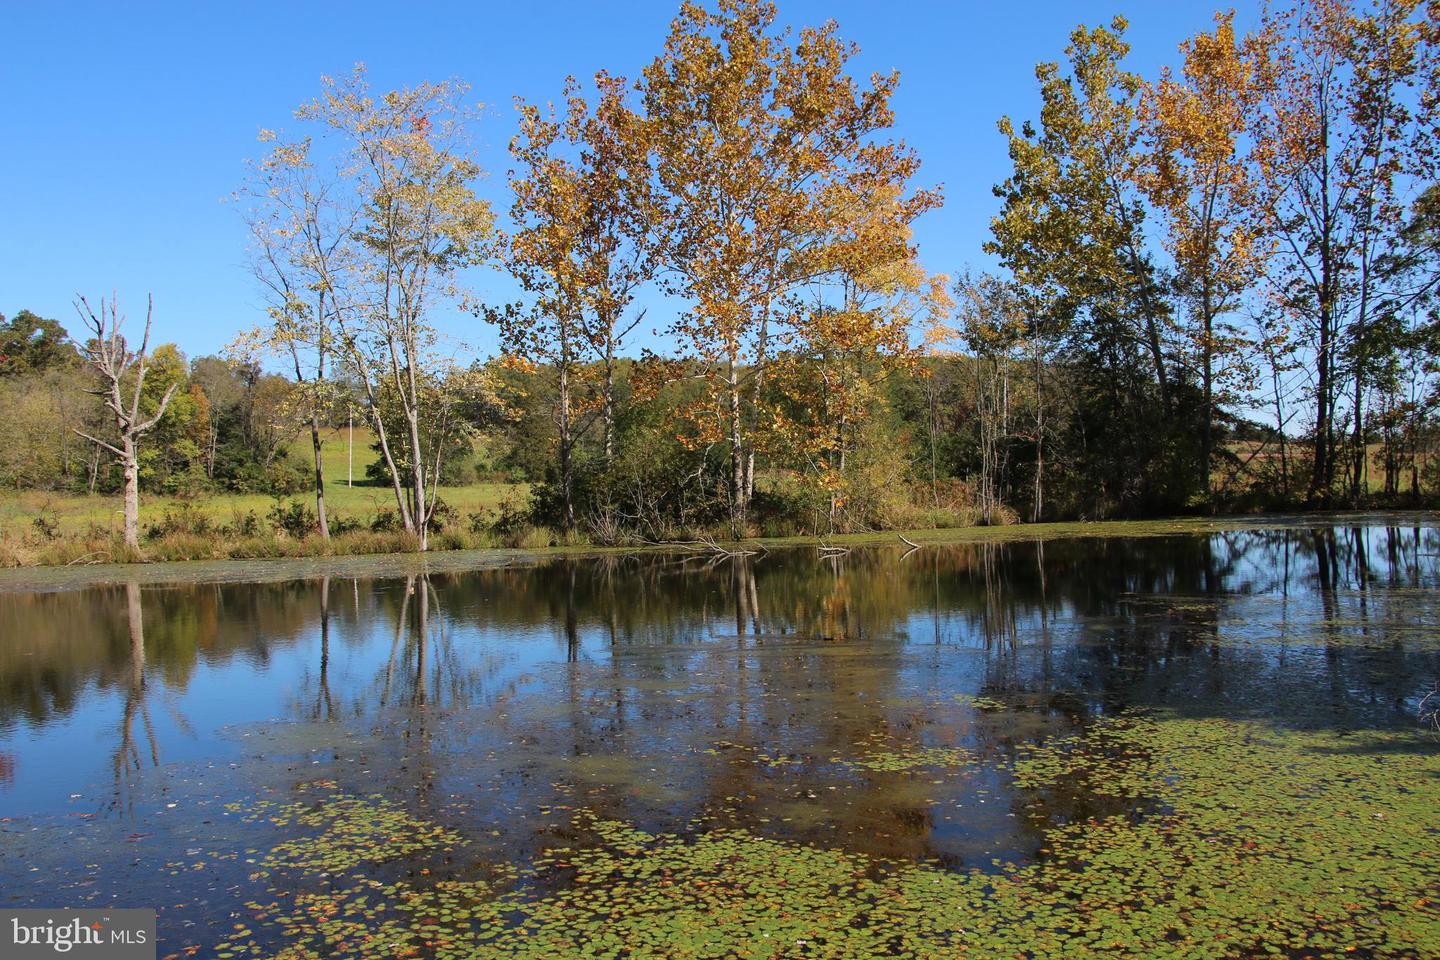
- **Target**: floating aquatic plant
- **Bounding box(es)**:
[214,714,1440,958]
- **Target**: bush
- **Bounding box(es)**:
[267,499,317,539]
[146,501,215,540]
[466,509,493,534]
[329,514,363,535]
[426,498,455,533]
[30,513,59,541]
[490,495,531,536]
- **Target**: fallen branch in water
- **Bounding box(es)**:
[664,536,761,557]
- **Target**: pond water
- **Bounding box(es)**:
[1,518,1437,959]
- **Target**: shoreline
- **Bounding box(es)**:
[0,509,1432,594]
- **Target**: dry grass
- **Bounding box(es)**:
[0,526,533,568]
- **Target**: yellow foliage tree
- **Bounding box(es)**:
[1139,12,1272,496]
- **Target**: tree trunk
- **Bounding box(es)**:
[1032,343,1045,524]
[302,336,330,540]
[122,438,140,551]
[371,410,414,533]
[407,407,428,551]
[1351,353,1366,504]
[1310,89,1335,505]
[308,414,329,540]
[88,442,101,495]
[1201,286,1214,505]
[558,361,575,532]
[926,367,940,509]
[603,328,616,466]
[727,355,745,534]
[1312,295,1332,503]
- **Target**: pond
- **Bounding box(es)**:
[0,517,1437,958]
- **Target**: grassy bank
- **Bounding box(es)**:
[0,510,1433,592]
[0,488,538,568]
[0,424,536,565]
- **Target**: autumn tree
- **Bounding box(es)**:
[499,72,658,530]
[988,18,1199,517]
[295,66,494,548]
[642,0,937,531]
[239,129,359,538]
[73,294,178,551]
[1140,12,1272,499]
[0,310,87,491]
[772,194,947,530]
[1249,0,1438,502]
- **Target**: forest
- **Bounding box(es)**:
[1,0,1437,565]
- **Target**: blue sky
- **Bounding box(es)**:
[0,1,1253,360]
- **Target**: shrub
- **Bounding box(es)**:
[466,509,493,534]
[329,514,363,535]
[30,513,59,541]
[426,498,455,533]
[490,495,531,536]
[146,501,215,540]
[267,499,317,539]
[225,509,261,538]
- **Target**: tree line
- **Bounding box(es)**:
[4,0,1438,553]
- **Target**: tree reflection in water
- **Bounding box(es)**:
[0,521,1433,840]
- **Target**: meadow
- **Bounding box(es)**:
[0,428,530,565]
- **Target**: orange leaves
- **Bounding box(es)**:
[502,71,656,380]
[1138,10,1268,297]
[639,0,940,513]
[496,353,538,375]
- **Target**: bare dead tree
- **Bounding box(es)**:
[72,293,177,550]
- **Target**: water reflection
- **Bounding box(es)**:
[0,522,1434,829]
[113,581,159,814]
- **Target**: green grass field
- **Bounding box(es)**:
[0,427,527,539]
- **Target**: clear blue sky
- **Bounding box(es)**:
[0,0,1252,360]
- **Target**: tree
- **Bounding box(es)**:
[773,200,947,530]
[991,17,1214,517]
[73,294,178,550]
[990,17,1174,416]
[642,0,938,531]
[295,65,494,549]
[1140,12,1271,499]
[240,128,356,538]
[499,72,658,530]
[953,272,1029,523]
[0,310,77,377]
[0,366,90,490]
[136,343,206,496]
[0,309,86,490]
[1248,0,1438,502]
[363,365,503,499]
